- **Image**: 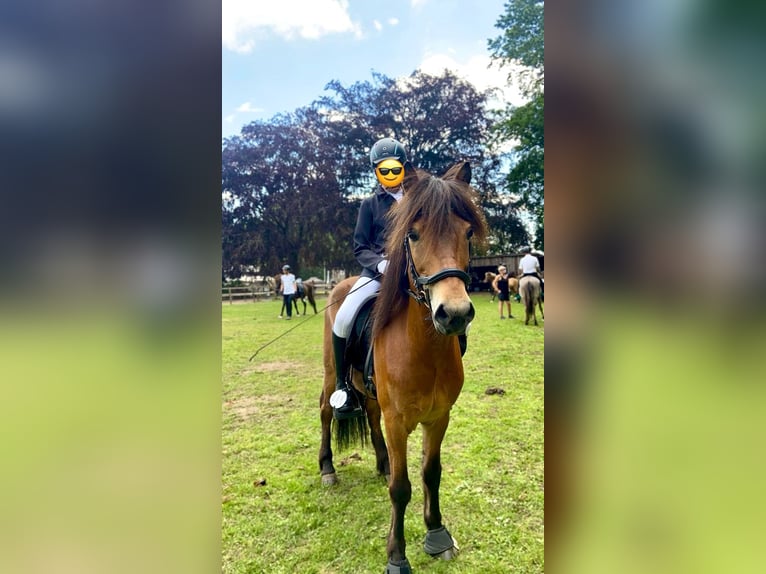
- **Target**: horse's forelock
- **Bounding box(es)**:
[387,173,488,266]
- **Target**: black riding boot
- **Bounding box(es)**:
[330,333,362,420]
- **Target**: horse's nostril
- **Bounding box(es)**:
[434,304,449,323]
[466,304,475,322]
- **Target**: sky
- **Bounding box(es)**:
[222,0,524,139]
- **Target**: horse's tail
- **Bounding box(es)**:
[333,390,368,452]
[523,281,535,316]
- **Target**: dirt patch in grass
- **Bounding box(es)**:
[251,360,303,372]
[224,394,290,421]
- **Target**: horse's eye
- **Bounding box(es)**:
[466,229,474,240]
[408,230,420,242]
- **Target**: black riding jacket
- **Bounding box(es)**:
[353,185,399,279]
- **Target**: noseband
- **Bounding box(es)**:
[404,235,472,309]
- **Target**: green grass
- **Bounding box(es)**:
[222,293,544,574]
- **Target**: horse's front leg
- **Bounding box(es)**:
[421,415,459,560]
[384,418,412,573]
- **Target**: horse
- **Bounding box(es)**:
[318,161,488,573]
[271,274,317,315]
[484,271,518,302]
[519,275,544,325]
[484,271,497,301]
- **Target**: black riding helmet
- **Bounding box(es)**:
[369,137,408,167]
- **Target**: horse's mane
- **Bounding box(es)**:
[371,162,488,337]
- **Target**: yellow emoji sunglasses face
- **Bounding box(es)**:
[375,158,405,188]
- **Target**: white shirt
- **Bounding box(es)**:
[387,188,403,203]
[281,273,297,295]
[519,254,540,274]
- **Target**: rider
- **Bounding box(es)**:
[518,246,544,299]
[329,137,408,420]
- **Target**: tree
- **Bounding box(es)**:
[222,111,359,279]
[489,0,545,250]
[488,0,544,98]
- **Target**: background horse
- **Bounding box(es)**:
[484,271,518,302]
[271,274,317,315]
[319,161,488,573]
[519,275,544,325]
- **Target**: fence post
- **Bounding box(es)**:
[228,287,233,304]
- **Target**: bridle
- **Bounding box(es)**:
[403,233,472,310]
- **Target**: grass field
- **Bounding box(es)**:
[222,292,544,574]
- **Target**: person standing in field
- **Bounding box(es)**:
[279,264,297,320]
[492,264,514,320]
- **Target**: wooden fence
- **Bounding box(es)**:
[221,282,333,304]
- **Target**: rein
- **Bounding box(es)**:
[404,235,472,309]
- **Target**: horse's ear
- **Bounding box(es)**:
[445,161,471,184]
[402,160,419,190]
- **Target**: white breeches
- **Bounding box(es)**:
[332,276,381,338]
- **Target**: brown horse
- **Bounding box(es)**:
[519,275,544,325]
[270,274,317,315]
[319,162,488,573]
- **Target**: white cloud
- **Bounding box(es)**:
[224,114,236,123]
[223,0,361,53]
[418,52,528,109]
[373,17,397,31]
[236,101,264,113]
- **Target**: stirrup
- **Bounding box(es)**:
[329,388,363,420]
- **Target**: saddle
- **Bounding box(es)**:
[343,297,378,399]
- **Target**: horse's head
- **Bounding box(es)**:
[375,161,488,337]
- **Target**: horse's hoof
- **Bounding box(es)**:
[385,558,412,574]
[433,543,459,561]
[321,473,337,486]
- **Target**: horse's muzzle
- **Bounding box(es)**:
[432,301,475,336]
